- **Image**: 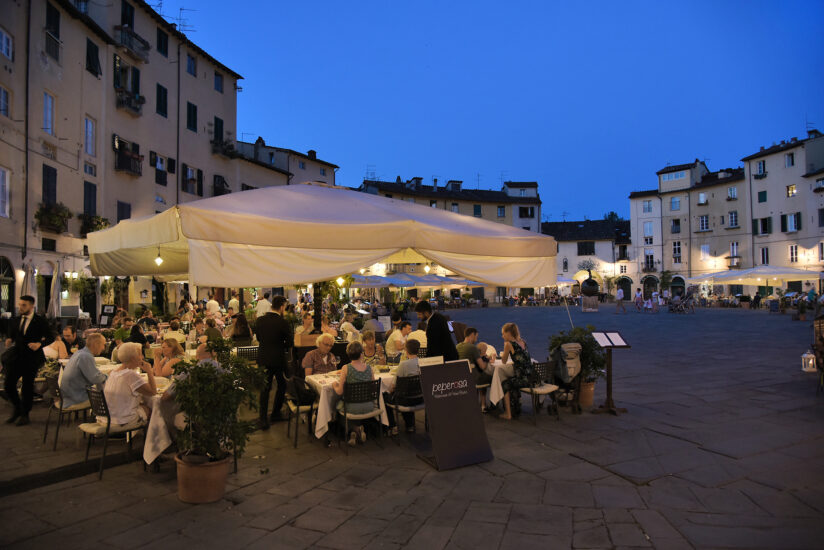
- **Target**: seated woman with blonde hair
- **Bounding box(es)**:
[104,342,157,425]
[153,338,185,377]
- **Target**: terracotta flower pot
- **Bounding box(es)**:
[175,454,231,504]
[579,381,596,408]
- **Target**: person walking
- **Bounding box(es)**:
[634,288,643,312]
[615,287,626,314]
[414,300,458,361]
[3,296,53,426]
[256,295,292,429]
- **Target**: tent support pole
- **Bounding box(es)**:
[313,282,323,332]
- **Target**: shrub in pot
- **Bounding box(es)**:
[173,337,265,503]
[549,325,606,408]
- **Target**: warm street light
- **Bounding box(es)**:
[155,252,164,266]
[336,276,345,286]
[424,265,431,273]
[359,268,365,274]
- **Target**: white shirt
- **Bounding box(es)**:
[407,329,428,347]
[339,321,360,342]
[103,369,147,425]
[386,330,406,356]
[228,298,239,312]
[616,288,624,300]
[206,299,220,315]
[255,299,272,318]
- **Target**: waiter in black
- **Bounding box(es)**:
[414,300,458,361]
[4,296,53,426]
[255,295,293,429]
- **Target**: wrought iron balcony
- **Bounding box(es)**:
[617,253,631,262]
[642,266,657,273]
[211,139,240,159]
[45,30,61,63]
[115,25,150,62]
[115,89,144,116]
[753,172,767,180]
[114,149,143,176]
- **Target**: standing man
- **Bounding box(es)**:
[414,300,458,361]
[614,286,626,314]
[206,294,221,316]
[256,296,292,429]
[255,292,272,318]
[228,292,240,314]
[4,296,53,426]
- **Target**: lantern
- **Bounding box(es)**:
[802,351,817,373]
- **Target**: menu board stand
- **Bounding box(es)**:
[417,359,493,470]
[591,332,630,416]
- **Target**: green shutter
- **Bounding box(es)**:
[167,158,176,174]
[196,169,203,196]
[752,219,758,235]
[766,216,772,234]
[131,67,140,95]
[180,163,188,191]
[795,212,802,231]
[780,214,787,232]
[113,55,121,88]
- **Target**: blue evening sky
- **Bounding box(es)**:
[158,0,824,221]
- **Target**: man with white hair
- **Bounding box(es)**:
[60,333,108,409]
[302,333,337,376]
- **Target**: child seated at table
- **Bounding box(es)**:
[384,339,423,435]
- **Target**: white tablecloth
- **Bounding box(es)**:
[305,369,394,438]
[488,360,514,405]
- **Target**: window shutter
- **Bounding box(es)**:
[167,158,176,174]
[196,169,203,196]
[780,214,787,232]
[131,142,139,155]
[131,67,140,95]
[766,216,772,234]
[180,163,188,189]
[795,212,802,231]
[149,151,156,166]
[752,219,758,235]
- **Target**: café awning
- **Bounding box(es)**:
[87,184,557,288]
[710,265,822,286]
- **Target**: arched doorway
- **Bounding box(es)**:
[573,270,602,292]
[670,275,685,297]
[641,275,659,300]
[0,257,14,315]
[616,276,632,299]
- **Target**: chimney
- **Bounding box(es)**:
[760,146,765,151]
[791,137,797,142]
[808,129,823,139]
[307,150,317,160]
[433,177,438,188]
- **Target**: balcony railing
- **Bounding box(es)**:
[642,266,657,273]
[115,89,145,116]
[115,25,150,62]
[114,149,143,176]
[617,254,631,262]
[753,172,767,180]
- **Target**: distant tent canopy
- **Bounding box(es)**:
[87,184,557,288]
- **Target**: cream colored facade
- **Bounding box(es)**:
[237,137,337,186]
[0,1,294,316]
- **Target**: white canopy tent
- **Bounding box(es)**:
[87,184,557,288]
[710,265,822,286]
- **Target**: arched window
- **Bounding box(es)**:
[562,258,568,272]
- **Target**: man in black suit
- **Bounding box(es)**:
[414,300,458,361]
[4,296,53,426]
[255,295,292,429]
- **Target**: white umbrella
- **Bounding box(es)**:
[685,270,731,284]
[46,260,61,319]
[556,276,577,287]
[712,265,822,286]
[20,261,35,298]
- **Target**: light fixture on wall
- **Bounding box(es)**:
[424,265,431,273]
[71,272,78,279]
[359,268,365,274]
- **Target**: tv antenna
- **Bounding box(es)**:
[240,132,255,142]
[175,7,197,33]
[499,171,507,185]
[561,210,569,221]
[476,173,481,189]
[806,114,816,130]
[364,164,376,181]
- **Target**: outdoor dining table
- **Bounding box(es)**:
[305,367,395,439]
[487,359,514,405]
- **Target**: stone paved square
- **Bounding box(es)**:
[1,306,823,549]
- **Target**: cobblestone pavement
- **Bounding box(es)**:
[1,306,823,549]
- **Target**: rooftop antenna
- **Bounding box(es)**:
[240,132,255,142]
[476,173,481,189]
[364,164,376,181]
[149,1,164,18]
[175,7,197,33]
[806,114,816,130]
[561,210,569,222]
[499,171,507,185]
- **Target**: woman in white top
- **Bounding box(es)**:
[104,342,156,425]
[338,312,360,343]
[42,337,68,360]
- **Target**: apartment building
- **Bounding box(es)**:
[627,129,824,298]
[540,219,631,295]
[0,0,292,316]
[359,177,541,232]
[744,129,824,293]
[237,137,338,186]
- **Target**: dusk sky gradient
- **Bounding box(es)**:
[157,0,824,221]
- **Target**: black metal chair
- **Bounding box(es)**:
[339,379,382,455]
[520,361,560,424]
[417,347,428,358]
[384,374,425,445]
[235,345,259,363]
[78,386,147,480]
[284,377,319,448]
[43,372,91,451]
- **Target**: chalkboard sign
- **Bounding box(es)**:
[418,358,493,470]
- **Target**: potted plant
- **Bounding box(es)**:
[797,299,808,321]
[173,337,264,503]
[78,214,110,237]
[35,202,73,233]
[549,325,606,409]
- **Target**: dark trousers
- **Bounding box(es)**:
[384,392,421,430]
[260,361,286,421]
[4,358,39,415]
